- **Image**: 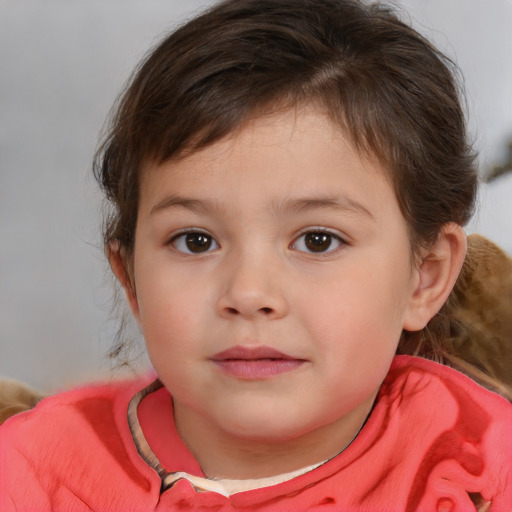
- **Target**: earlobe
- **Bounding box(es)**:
[107,243,141,323]
[403,223,467,332]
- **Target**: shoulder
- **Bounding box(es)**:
[383,355,511,414]
[0,373,159,510]
[1,373,154,437]
[377,355,512,510]
[0,374,149,455]
[380,355,512,435]
[0,375,155,471]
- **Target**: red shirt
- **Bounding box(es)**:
[1,355,511,511]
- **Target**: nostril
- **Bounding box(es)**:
[226,307,239,315]
[260,307,273,314]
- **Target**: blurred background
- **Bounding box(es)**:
[1,0,511,392]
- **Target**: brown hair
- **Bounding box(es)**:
[94,0,482,377]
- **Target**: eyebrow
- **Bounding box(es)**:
[272,196,374,219]
[150,194,374,219]
[150,196,214,216]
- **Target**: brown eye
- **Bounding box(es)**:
[293,231,343,253]
[186,233,212,252]
[172,232,219,254]
[305,232,332,252]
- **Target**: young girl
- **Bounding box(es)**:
[1,0,510,510]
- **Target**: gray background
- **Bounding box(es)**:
[1,0,511,392]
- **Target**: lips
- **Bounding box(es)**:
[210,345,305,379]
[211,345,296,361]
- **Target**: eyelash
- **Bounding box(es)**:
[168,228,347,255]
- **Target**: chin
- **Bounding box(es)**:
[217,408,316,444]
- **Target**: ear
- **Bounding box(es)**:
[108,243,141,324]
[403,223,467,331]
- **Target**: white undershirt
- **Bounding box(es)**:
[161,460,326,497]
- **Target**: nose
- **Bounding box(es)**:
[216,251,289,320]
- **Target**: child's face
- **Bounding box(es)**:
[129,106,420,457]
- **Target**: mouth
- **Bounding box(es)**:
[210,345,306,379]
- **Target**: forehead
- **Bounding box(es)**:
[138,106,398,221]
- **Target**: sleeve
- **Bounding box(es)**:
[0,415,53,511]
[0,378,159,512]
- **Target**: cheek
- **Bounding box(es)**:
[137,281,206,394]
[295,264,408,356]
[136,273,208,348]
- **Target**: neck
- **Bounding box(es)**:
[173,394,376,480]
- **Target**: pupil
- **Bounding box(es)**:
[186,233,212,253]
[305,233,331,252]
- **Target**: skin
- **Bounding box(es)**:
[112,106,467,479]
